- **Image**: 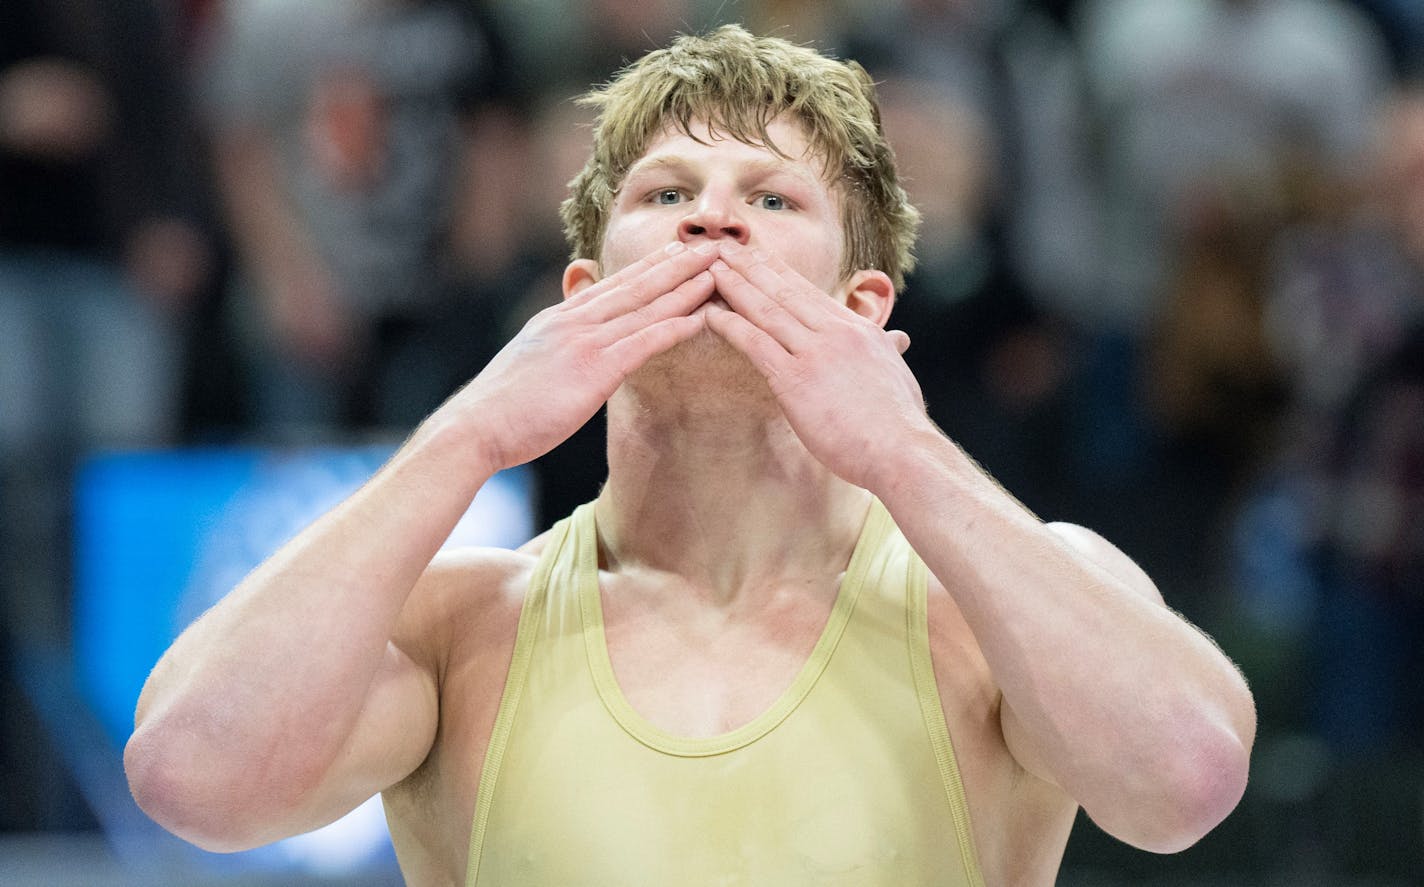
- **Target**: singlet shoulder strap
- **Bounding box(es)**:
[464,513,576,885]
[905,546,986,886]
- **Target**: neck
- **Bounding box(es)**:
[595,381,871,607]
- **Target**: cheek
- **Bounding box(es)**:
[598,215,659,275]
[778,224,845,290]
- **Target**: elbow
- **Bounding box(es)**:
[1173,729,1252,851]
[124,724,282,853]
[1119,727,1252,854]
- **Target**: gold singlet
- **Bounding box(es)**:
[465,499,985,886]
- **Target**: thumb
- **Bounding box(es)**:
[888,329,911,355]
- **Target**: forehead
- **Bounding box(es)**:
[625,116,833,186]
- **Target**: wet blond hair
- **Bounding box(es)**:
[560,25,920,290]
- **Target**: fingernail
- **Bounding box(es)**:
[751,248,770,262]
[691,242,716,255]
[711,259,729,272]
[665,242,686,255]
[721,241,742,254]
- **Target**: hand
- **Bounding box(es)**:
[703,243,932,491]
[449,242,718,471]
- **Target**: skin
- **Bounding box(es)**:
[125,117,1255,887]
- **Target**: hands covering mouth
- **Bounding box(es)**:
[697,290,731,312]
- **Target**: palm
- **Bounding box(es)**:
[448,244,718,472]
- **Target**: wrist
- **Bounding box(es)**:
[863,423,952,503]
[872,425,1042,529]
[405,405,503,488]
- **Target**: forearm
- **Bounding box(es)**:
[126,236,719,845]
[127,414,494,828]
[873,429,1254,851]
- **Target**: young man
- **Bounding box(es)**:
[126,26,1255,886]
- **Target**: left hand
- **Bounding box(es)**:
[704,242,935,490]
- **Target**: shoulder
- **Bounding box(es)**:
[1042,522,1163,605]
[393,541,547,675]
[914,520,1161,749]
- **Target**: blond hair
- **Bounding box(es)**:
[560,25,920,290]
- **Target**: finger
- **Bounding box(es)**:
[602,312,707,378]
[709,261,813,353]
[570,242,717,320]
[888,329,911,355]
[715,243,833,328]
[600,269,715,342]
[703,302,790,380]
[563,241,692,307]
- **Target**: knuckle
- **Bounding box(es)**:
[626,302,659,328]
[751,300,781,321]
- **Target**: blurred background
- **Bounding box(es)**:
[1,0,1421,883]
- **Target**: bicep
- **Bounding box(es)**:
[298,638,439,830]
[283,579,444,838]
[999,522,1164,786]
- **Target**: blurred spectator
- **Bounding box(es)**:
[1213,88,1424,878]
[0,0,215,833]
[488,0,697,96]
[452,93,611,526]
[1145,180,1291,489]
[1305,313,1424,755]
[840,0,1106,322]
[1077,0,1392,333]
[0,0,213,632]
[1029,0,1398,608]
[1280,90,1424,756]
[203,0,511,432]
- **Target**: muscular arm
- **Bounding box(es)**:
[124,424,495,851]
[878,444,1254,853]
[125,243,718,851]
[705,242,1255,853]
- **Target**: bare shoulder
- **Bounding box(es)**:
[394,544,542,666]
[1043,522,1163,605]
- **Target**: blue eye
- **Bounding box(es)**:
[655,189,684,205]
[757,193,787,211]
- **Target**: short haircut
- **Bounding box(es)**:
[560,24,921,290]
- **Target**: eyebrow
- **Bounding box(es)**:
[620,154,825,191]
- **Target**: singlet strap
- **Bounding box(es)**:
[464,517,571,886]
[907,551,988,887]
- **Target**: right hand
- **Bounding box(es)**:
[451,242,718,471]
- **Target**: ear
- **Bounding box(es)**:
[562,259,601,301]
[838,269,896,328]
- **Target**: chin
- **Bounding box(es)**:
[630,329,772,406]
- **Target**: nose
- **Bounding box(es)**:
[677,190,750,246]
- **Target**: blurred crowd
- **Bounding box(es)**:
[2,0,1422,879]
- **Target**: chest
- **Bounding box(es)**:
[468,579,980,886]
[598,584,839,738]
